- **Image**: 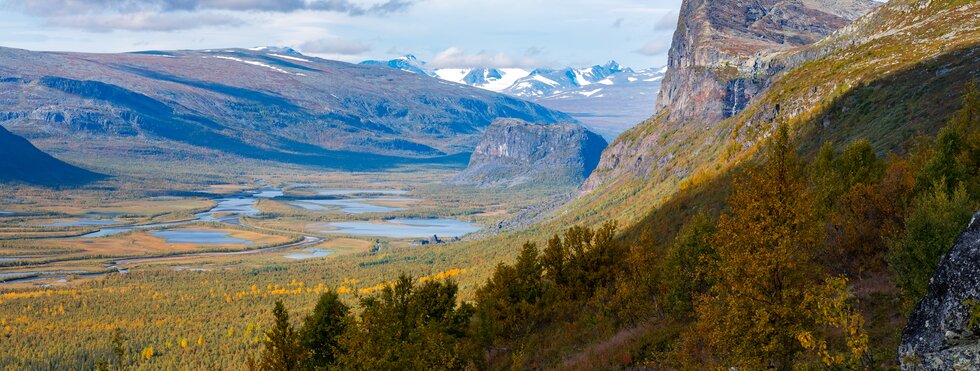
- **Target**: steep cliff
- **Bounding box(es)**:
[570,0,977,225]
[583,0,878,192]
[452,118,607,187]
[655,0,878,124]
[900,213,980,370]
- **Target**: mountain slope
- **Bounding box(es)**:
[0,125,103,185]
[570,0,977,226]
[583,0,880,193]
[0,47,572,170]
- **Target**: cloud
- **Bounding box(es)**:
[428,47,551,69]
[654,11,678,31]
[612,17,624,28]
[634,39,670,56]
[300,37,371,55]
[523,46,543,57]
[4,0,420,17]
[47,12,245,32]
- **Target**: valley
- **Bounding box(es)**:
[0,0,978,369]
[0,161,567,290]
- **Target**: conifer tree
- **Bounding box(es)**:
[300,291,349,369]
[693,125,823,369]
[258,300,306,371]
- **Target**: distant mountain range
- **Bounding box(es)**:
[0,46,572,171]
[360,56,666,138]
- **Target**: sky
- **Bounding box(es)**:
[0,0,683,69]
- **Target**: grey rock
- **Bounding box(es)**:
[452,118,607,188]
[900,212,980,370]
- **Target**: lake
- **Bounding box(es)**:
[289,198,415,214]
[317,189,408,196]
[151,230,253,245]
[42,219,123,227]
[284,248,334,259]
[319,218,481,238]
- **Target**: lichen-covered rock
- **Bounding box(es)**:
[452,118,607,188]
[900,212,980,370]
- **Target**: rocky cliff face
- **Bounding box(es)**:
[900,212,980,370]
[583,0,877,193]
[452,118,607,187]
[655,0,878,124]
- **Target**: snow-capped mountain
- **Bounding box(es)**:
[360,54,435,77]
[359,56,666,138]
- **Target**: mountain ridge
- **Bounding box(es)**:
[360,56,666,138]
[0,46,572,170]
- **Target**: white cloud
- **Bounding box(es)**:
[48,12,245,32]
[299,37,371,55]
[634,39,670,56]
[654,11,678,31]
[428,47,552,69]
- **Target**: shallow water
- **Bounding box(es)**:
[317,189,408,196]
[42,219,122,227]
[254,190,284,198]
[290,198,414,214]
[320,218,481,239]
[151,230,253,245]
[76,193,266,238]
[284,248,334,259]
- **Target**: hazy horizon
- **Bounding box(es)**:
[0,0,683,69]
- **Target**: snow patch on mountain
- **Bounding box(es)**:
[359,55,667,137]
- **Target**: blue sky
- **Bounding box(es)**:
[0,0,682,69]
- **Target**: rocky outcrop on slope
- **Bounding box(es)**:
[655,0,878,125]
[452,118,607,187]
[582,0,879,193]
[899,212,980,370]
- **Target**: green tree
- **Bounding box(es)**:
[810,139,884,214]
[300,291,350,369]
[474,242,544,348]
[259,299,306,371]
[690,125,824,369]
[339,276,474,370]
[887,182,973,306]
[662,213,717,318]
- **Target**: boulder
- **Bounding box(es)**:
[900,212,980,370]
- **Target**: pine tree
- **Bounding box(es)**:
[258,300,306,371]
[300,291,349,369]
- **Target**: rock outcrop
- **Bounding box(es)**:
[583,0,878,193]
[900,212,980,370]
[655,0,878,125]
[0,125,103,185]
[452,118,607,187]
